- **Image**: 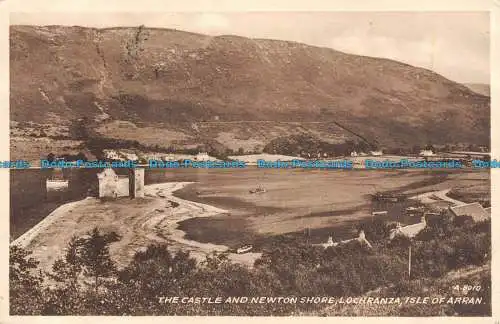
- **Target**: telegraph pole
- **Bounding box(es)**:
[408,244,412,280]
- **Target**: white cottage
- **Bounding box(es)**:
[419,150,434,157]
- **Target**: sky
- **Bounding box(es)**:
[10,12,490,84]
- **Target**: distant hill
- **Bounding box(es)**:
[464,83,490,97]
[10,25,490,157]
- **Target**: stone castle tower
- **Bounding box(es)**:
[97,168,145,199]
[129,168,144,198]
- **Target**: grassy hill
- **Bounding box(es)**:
[464,83,490,97]
[10,25,490,157]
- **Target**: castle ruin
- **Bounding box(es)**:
[97,168,144,199]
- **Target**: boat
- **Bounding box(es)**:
[236,245,253,254]
[46,179,69,191]
[372,211,388,216]
[371,192,405,202]
[249,185,266,194]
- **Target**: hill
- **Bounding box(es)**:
[464,83,490,97]
[10,25,490,158]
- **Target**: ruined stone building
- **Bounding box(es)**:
[97,168,144,199]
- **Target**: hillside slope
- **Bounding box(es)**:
[311,264,490,316]
[464,83,490,97]
[10,25,490,154]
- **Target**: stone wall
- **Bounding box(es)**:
[130,168,145,198]
[116,176,130,197]
[97,168,143,198]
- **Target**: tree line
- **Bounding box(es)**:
[10,213,490,316]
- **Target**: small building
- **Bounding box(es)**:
[103,150,138,161]
[370,151,383,156]
[419,150,434,157]
[122,151,138,161]
[144,152,164,161]
[449,202,490,222]
[318,230,373,249]
[103,150,121,160]
[194,152,210,161]
[389,216,427,240]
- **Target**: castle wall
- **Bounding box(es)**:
[116,177,130,197]
[97,168,143,198]
[130,168,145,198]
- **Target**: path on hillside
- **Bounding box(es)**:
[432,189,466,206]
[410,188,465,206]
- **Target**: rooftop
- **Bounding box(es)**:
[389,217,426,240]
[449,202,490,222]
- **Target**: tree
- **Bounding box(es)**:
[9,245,45,315]
[79,228,120,292]
[49,237,82,286]
[424,143,435,151]
[50,228,120,294]
[119,244,196,295]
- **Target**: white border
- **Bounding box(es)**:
[0,0,497,323]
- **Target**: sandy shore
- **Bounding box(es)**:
[11,182,262,270]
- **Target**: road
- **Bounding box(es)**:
[410,188,465,206]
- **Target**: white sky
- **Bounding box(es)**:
[10,12,490,84]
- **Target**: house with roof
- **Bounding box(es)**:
[419,150,435,157]
[449,202,490,222]
[318,230,373,249]
[389,216,427,240]
[103,149,121,160]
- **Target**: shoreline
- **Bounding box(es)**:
[143,182,263,266]
[11,182,263,269]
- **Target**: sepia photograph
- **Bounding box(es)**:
[7,10,492,317]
